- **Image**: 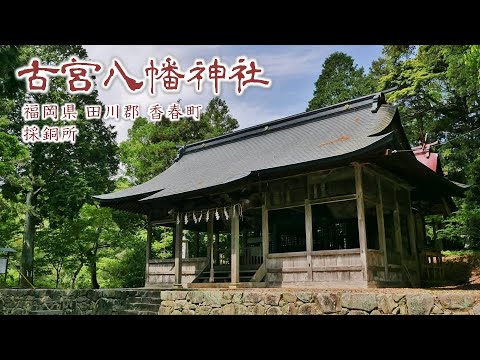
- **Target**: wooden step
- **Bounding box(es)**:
[188,282,267,289]
[213,265,260,271]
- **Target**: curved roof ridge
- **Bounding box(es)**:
[181,90,392,156]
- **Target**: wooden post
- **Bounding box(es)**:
[376,177,388,279]
[194,231,200,258]
[407,191,420,285]
[305,199,313,281]
[174,220,183,287]
[393,187,404,264]
[208,212,214,283]
[354,163,368,281]
[261,205,269,264]
[231,208,240,284]
[145,214,152,287]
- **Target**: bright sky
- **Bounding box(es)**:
[84,45,383,143]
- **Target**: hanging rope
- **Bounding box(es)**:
[174,202,244,225]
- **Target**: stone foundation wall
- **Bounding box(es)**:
[1,288,479,315]
[158,290,480,315]
[0,289,161,315]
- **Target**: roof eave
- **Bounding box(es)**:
[139,133,395,205]
[92,190,161,204]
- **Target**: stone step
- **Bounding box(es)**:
[129,303,161,312]
[29,310,63,315]
[135,290,163,297]
[142,296,162,304]
[119,310,158,315]
[127,296,162,304]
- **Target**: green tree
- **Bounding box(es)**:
[35,224,75,288]
[377,45,480,182]
[465,45,480,82]
[35,202,145,289]
[0,46,29,249]
[100,234,146,288]
[0,118,28,248]
[0,45,119,286]
[120,96,238,184]
[33,202,141,288]
[201,96,239,138]
[376,45,480,249]
[307,52,375,111]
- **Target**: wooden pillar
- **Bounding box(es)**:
[305,199,313,281]
[261,205,269,264]
[145,215,152,287]
[408,191,420,285]
[393,187,404,265]
[208,212,214,283]
[231,208,240,284]
[194,231,200,258]
[174,220,183,287]
[376,177,388,279]
[354,164,368,281]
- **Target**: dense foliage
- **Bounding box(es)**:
[307,52,374,111]
[0,45,238,289]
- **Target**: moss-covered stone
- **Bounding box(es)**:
[406,294,434,315]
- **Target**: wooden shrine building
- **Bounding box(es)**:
[94,91,466,288]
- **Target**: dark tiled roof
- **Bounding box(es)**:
[94,92,398,204]
[146,109,395,201]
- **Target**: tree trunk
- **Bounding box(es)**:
[55,263,62,289]
[20,190,35,288]
[89,261,99,289]
[71,262,84,289]
[89,238,100,289]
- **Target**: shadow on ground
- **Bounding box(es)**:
[431,252,480,290]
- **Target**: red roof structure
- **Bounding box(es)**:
[412,141,442,175]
